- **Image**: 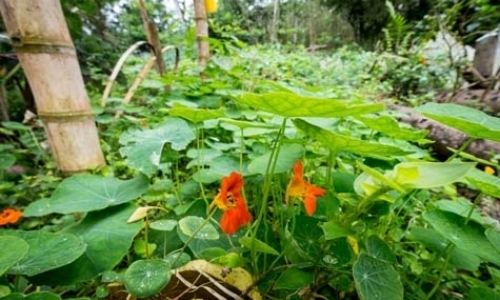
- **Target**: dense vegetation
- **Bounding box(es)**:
[1,1,500,299]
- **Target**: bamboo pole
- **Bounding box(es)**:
[193,0,209,77]
[0,0,105,173]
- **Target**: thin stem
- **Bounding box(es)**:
[446,137,474,162]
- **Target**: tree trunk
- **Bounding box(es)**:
[193,0,209,77]
[270,0,280,43]
[0,0,105,173]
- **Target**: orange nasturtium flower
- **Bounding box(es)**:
[0,208,22,226]
[210,172,252,235]
[286,161,326,216]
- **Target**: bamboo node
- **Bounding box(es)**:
[38,110,95,123]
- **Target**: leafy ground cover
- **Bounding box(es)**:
[1,45,500,299]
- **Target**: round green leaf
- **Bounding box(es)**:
[23,175,148,216]
[0,231,86,276]
[149,219,178,231]
[366,235,396,264]
[124,259,171,298]
[168,103,225,123]
[0,236,29,275]
[178,216,219,240]
[248,143,304,175]
[353,254,403,300]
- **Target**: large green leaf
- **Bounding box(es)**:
[0,154,16,170]
[119,117,196,175]
[416,103,500,141]
[24,175,148,216]
[357,115,427,141]
[124,260,171,298]
[408,227,480,271]
[466,168,500,198]
[168,103,225,123]
[28,204,142,285]
[247,143,304,175]
[423,210,500,265]
[353,254,403,300]
[392,161,476,189]
[366,235,396,264]
[237,92,384,117]
[293,119,410,158]
[0,236,29,276]
[274,267,314,290]
[0,231,85,276]
[468,287,500,300]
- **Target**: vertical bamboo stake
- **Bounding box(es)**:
[193,0,210,77]
[137,0,166,76]
[0,0,105,173]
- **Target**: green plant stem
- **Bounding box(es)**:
[144,215,150,259]
[195,125,207,203]
[426,242,454,299]
[446,137,475,162]
[249,117,288,275]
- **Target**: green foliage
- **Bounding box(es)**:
[3,39,500,300]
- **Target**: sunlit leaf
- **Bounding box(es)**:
[416,103,500,141]
[393,161,476,189]
[353,254,403,300]
[237,92,384,117]
[149,219,178,231]
[119,117,196,175]
[293,119,410,158]
[466,168,500,198]
[24,175,148,216]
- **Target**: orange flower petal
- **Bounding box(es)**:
[304,194,316,216]
[0,208,22,226]
[220,201,252,234]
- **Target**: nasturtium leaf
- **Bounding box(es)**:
[286,216,323,263]
[293,119,410,158]
[0,231,85,276]
[178,216,219,240]
[124,260,171,298]
[0,236,29,276]
[486,228,500,254]
[468,287,500,300]
[237,92,384,117]
[393,161,476,189]
[119,117,196,175]
[409,227,480,271]
[149,219,178,231]
[353,254,403,300]
[23,175,148,216]
[274,267,314,290]
[25,292,61,300]
[164,251,191,269]
[357,114,428,141]
[466,168,500,198]
[366,235,397,264]
[416,103,500,141]
[168,103,225,123]
[321,220,350,240]
[423,210,500,265]
[219,117,280,129]
[28,204,142,285]
[435,199,489,226]
[239,237,279,255]
[248,143,304,175]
